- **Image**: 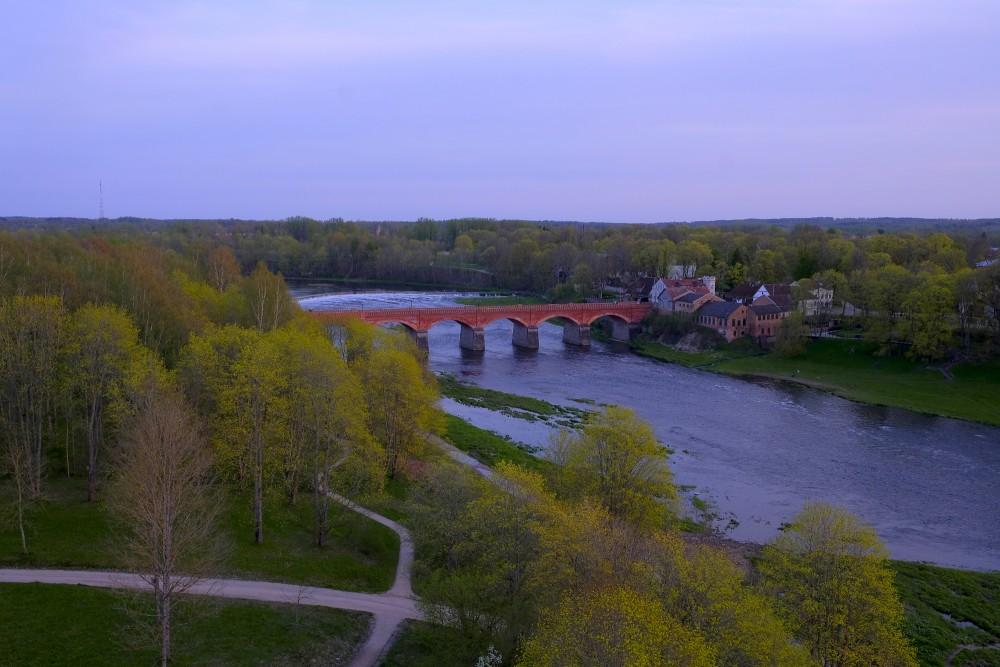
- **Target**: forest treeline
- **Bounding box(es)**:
[5,215,998,360]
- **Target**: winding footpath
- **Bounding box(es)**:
[0,491,420,667]
[0,436,489,665]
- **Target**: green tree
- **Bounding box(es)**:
[179,325,287,544]
[272,323,382,545]
[65,304,157,501]
[546,406,676,530]
[348,327,439,479]
[758,502,917,667]
[244,262,296,332]
[775,310,808,356]
[902,272,955,361]
[517,586,714,667]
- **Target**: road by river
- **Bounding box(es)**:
[298,288,1000,571]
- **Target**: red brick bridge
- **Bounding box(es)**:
[312,302,653,351]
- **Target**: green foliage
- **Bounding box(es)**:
[714,338,1000,425]
[438,373,589,427]
[380,619,479,667]
[517,586,715,667]
[774,310,809,356]
[441,413,548,474]
[0,583,369,666]
[758,502,917,667]
[546,406,677,529]
[892,561,1000,667]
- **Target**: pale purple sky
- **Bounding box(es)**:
[2,1,998,223]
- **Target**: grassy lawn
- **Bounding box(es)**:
[438,373,590,428]
[893,561,1000,666]
[712,339,1000,425]
[0,582,369,666]
[630,340,743,368]
[1,477,399,592]
[441,413,550,475]
[454,295,546,306]
[380,619,486,667]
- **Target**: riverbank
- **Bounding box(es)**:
[630,337,1000,427]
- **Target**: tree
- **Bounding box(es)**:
[0,295,66,504]
[516,586,714,667]
[272,323,382,546]
[653,537,814,667]
[774,310,808,356]
[205,245,243,292]
[546,406,676,530]
[108,385,223,667]
[902,272,955,361]
[64,304,156,501]
[244,262,296,332]
[758,502,917,667]
[179,325,287,544]
[348,327,439,479]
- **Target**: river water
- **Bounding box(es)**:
[298,289,1000,571]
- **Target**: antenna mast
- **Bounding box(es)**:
[99,181,105,220]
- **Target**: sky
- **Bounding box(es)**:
[1,1,998,223]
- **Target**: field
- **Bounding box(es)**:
[713,339,1000,426]
[1,477,399,592]
[0,583,369,666]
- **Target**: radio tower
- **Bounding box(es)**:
[99,181,105,220]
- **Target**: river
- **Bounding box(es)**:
[297,288,1000,571]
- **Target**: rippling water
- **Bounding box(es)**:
[298,288,1000,571]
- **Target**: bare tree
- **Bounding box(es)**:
[109,387,223,667]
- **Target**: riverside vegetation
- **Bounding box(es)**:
[0,222,997,665]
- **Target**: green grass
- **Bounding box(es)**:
[222,488,398,591]
[438,373,589,427]
[1,477,399,592]
[441,413,550,475]
[0,582,369,666]
[630,340,739,367]
[380,619,487,667]
[454,295,546,306]
[712,339,1000,426]
[893,561,1000,666]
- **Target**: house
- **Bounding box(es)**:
[748,296,789,342]
[695,301,749,341]
[674,291,722,315]
[650,276,717,313]
[726,282,792,308]
[790,280,834,317]
[634,276,659,302]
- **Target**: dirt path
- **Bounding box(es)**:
[0,568,420,618]
[325,491,416,666]
[0,491,421,667]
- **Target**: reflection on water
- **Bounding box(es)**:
[297,288,1000,571]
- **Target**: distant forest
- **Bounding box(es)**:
[2,215,999,361]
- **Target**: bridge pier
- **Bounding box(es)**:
[611,320,642,342]
[562,323,591,347]
[409,329,429,352]
[512,323,539,349]
[459,324,485,351]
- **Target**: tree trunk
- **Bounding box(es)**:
[254,437,264,545]
[157,573,171,667]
